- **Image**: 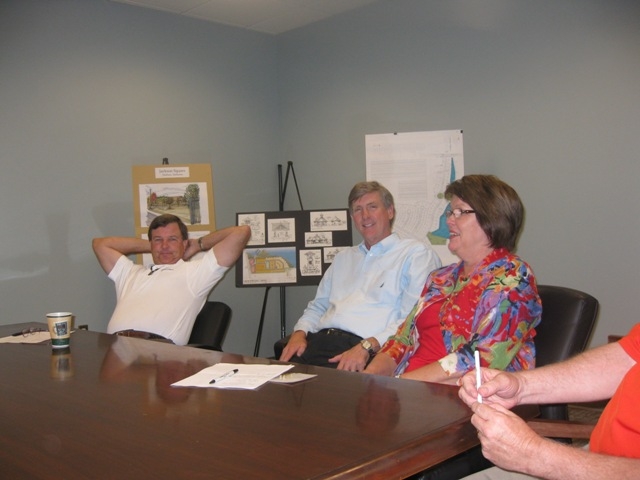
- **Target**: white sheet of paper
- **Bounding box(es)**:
[0,331,51,344]
[171,363,294,390]
[269,373,317,384]
[365,130,464,266]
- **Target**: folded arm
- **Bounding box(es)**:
[185,225,251,267]
[92,237,151,274]
[472,402,640,480]
[513,340,633,406]
[459,341,634,411]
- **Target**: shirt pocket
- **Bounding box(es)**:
[365,270,399,306]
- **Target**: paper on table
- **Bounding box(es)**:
[0,332,52,344]
[171,363,294,390]
[269,373,317,384]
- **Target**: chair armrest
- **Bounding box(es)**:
[527,419,595,439]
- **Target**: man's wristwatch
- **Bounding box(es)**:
[360,339,375,357]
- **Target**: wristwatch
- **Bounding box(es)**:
[360,339,375,357]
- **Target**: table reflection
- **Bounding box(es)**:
[99,337,245,416]
[50,347,74,380]
[356,377,401,436]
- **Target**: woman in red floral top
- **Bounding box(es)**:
[365,175,542,383]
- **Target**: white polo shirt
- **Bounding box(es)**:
[106,250,228,345]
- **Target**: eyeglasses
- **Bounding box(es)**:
[11,327,46,337]
[445,208,476,219]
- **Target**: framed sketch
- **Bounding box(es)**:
[235,209,352,287]
[132,164,215,264]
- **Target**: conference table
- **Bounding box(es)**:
[1,322,488,479]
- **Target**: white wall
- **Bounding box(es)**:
[2,0,639,357]
[277,0,640,348]
[0,0,282,355]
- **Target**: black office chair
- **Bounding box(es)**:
[410,284,599,480]
[187,301,232,351]
[534,285,599,421]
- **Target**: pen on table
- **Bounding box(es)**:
[209,368,239,384]
[474,350,483,403]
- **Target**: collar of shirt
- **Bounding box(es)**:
[147,264,177,276]
[358,232,399,256]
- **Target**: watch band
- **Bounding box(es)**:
[360,340,375,357]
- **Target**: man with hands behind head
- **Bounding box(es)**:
[458,323,640,480]
[277,181,441,371]
[93,214,250,346]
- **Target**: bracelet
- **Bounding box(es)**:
[198,237,205,252]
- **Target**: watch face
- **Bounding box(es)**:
[361,340,371,349]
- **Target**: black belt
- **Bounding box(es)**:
[115,330,172,342]
[317,328,360,338]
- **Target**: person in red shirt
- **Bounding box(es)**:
[458,323,640,479]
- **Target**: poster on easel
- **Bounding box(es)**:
[365,129,464,266]
[235,209,352,288]
[132,164,215,266]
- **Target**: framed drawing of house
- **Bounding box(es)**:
[132,164,215,266]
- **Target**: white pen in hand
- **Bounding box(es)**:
[474,350,483,403]
[209,368,239,384]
